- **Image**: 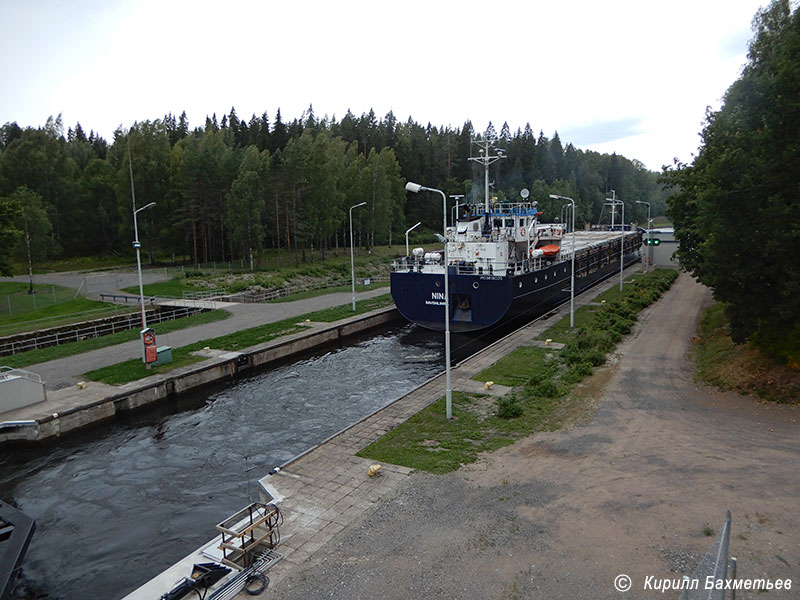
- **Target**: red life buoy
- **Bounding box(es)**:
[519,227,526,237]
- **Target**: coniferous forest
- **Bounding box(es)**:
[0,108,668,274]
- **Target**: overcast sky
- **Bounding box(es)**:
[0,0,766,171]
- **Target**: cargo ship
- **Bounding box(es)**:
[391,142,642,332]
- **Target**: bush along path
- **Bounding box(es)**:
[358,269,679,474]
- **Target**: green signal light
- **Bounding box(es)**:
[645,238,661,246]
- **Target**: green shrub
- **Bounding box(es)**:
[497,397,524,419]
[611,320,633,336]
[583,349,606,366]
[528,380,564,398]
[227,280,250,293]
[573,361,594,377]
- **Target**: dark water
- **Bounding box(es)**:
[1,324,450,600]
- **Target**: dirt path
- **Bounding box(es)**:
[268,274,799,599]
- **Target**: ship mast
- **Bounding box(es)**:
[468,138,505,215]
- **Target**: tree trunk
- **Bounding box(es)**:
[275,190,282,269]
[192,219,199,268]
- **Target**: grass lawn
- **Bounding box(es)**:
[471,346,555,387]
[651,216,673,228]
[358,391,562,474]
[270,281,390,303]
[0,282,121,335]
[121,277,213,298]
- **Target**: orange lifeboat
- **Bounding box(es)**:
[539,244,561,257]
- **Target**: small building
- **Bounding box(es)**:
[642,227,679,268]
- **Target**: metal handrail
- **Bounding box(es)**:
[0,305,205,357]
[0,366,42,383]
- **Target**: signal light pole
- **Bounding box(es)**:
[636,200,651,272]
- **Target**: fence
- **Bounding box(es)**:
[98,293,156,305]
[1,285,75,317]
[217,276,391,304]
[182,289,226,300]
[0,366,42,384]
[0,305,206,357]
[678,511,736,600]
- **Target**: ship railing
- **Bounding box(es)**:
[393,256,421,272]
[398,256,556,277]
[392,256,445,273]
[452,259,501,276]
[458,202,539,217]
[485,202,540,215]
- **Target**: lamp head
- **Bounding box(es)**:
[405,182,423,194]
[549,194,559,200]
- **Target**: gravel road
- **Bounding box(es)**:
[266,274,799,600]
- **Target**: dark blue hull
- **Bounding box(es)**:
[391,247,641,333]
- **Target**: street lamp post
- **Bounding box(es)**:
[610,199,625,291]
[560,204,570,230]
[133,201,156,364]
[449,194,464,226]
[636,200,651,272]
[405,221,422,258]
[128,145,157,366]
[549,195,576,328]
[349,202,367,311]
[618,200,625,290]
[405,181,453,420]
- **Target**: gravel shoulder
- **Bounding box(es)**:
[267,274,800,599]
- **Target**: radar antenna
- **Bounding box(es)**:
[468,138,506,215]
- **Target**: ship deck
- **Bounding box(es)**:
[557,230,638,257]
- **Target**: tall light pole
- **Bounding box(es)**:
[560,204,570,230]
[618,200,625,290]
[406,181,453,420]
[606,199,625,291]
[636,200,651,272]
[550,194,576,327]
[133,201,157,331]
[607,189,617,229]
[129,144,157,366]
[349,202,367,311]
[405,221,422,258]
[449,194,464,226]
